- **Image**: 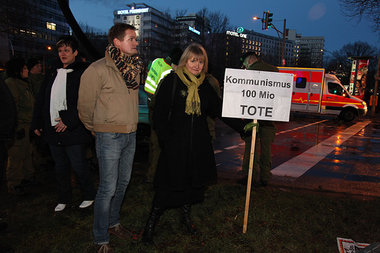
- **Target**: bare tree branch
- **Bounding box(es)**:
[339,0,380,31]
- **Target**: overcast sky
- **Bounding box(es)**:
[70,0,379,52]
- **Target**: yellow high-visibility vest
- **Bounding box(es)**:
[144,58,173,95]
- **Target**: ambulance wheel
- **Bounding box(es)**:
[340,108,357,122]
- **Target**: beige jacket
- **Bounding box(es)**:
[78,53,140,133]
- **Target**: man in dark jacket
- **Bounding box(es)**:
[31,36,95,212]
[240,52,278,187]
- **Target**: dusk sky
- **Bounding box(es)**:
[70,0,379,53]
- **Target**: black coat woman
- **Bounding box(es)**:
[142,43,246,244]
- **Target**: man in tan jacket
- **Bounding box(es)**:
[78,23,144,253]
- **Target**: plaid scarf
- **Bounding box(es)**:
[106,44,144,90]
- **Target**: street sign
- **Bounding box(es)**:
[222,68,294,122]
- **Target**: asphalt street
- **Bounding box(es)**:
[213,113,380,197]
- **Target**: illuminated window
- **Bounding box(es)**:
[46,22,56,31]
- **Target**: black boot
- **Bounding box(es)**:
[142,206,163,245]
[182,204,197,235]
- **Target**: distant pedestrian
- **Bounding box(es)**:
[27,57,44,96]
[142,43,246,244]
[27,57,50,170]
[5,57,35,195]
[78,23,144,253]
[239,51,278,187]
[31,35,95,212]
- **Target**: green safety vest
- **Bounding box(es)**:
[144,58,173,95]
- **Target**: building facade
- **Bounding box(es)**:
[286,29,324,67]
[0,0,69,67]
[114,3,174,61]
[223,28,295,68]
[113,3,206,63]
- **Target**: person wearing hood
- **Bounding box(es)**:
[31,35,95,212]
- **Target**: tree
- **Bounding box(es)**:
[326,41,378,94]
[196,8,232,81]
[339,0,380,32]
[57,0,102,61]
[327,41,377,73]
[196,8,231,33]
[175,9,188,17]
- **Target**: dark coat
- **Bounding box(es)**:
[153,72,244,192]
[31,61,91,146]
[247,59,279,128]
[0,78,17,141]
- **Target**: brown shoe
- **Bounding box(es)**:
[108,224,131,241]
[94,243,114,253]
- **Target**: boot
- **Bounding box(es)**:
[142,206,163,245]
[182,204,197,235]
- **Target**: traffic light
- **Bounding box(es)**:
[263,11,273,30]
[267,12,273,28]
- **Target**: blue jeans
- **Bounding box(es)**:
[49,144,95,203]
[93,132,136,244]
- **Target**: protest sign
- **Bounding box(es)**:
[222,68,293,233]
[222,68,293,122]
[337,237,370,253]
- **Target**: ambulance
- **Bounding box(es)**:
[278,67,367,122]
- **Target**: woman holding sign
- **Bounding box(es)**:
[142,43,245,244]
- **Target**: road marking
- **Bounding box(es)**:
[276,119,328,135]
[214,119,328,155]
[271,120,371,178]
[225,145,240,150]
[214,119,328,154]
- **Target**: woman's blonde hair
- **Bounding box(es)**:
[178,43,208,73]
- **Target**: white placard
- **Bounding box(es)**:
[222,68,294,122]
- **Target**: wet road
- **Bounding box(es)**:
[213,113,380,197]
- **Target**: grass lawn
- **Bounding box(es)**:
[1,166,379,253]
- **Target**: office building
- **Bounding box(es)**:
[113,3,207,62]
[114,3,174,61]
[287,29,324,67]
[0,0,69,66]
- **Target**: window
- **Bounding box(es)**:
[328,82,344,96]
[46,22,56,30]
[296,77,306,88]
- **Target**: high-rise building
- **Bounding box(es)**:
[113,3,207,62]
[174,15,206,47]
[0,0,70,67]
[223,28,295,68]
[286,29,324,67]
[114,3,174,61]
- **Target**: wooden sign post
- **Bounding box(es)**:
[242,119,257,234]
